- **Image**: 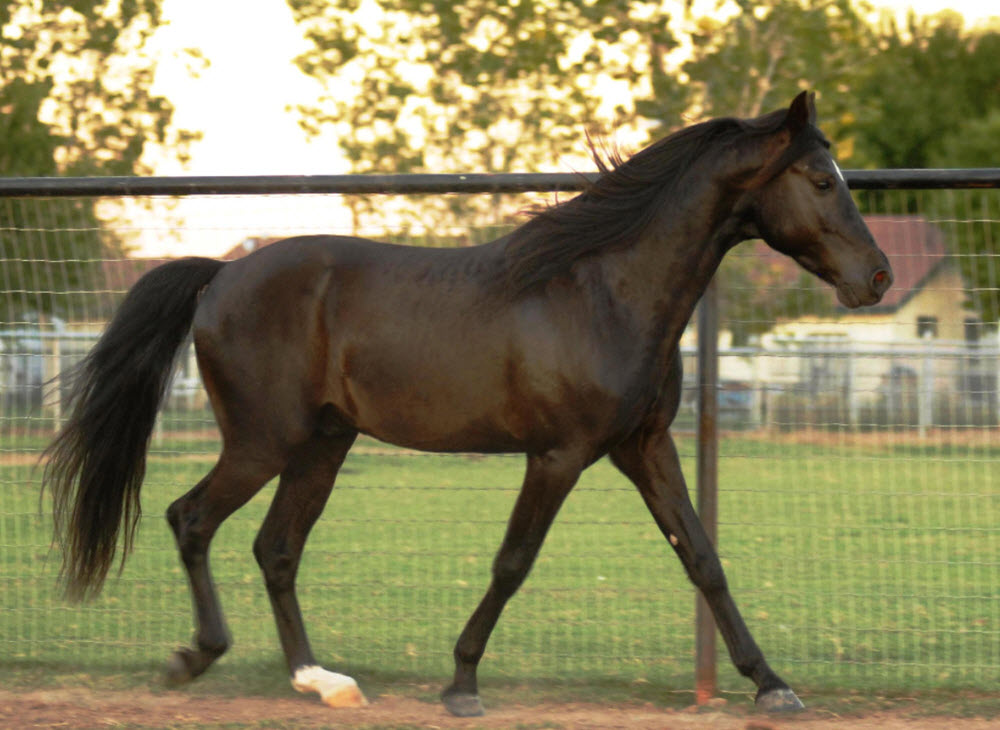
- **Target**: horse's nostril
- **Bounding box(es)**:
[872,269,891,291]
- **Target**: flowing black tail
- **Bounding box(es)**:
[43,257,225,601]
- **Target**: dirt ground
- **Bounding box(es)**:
[1,689,997,730]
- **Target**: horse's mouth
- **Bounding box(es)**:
[835,280,883,309]
[835,282,863,308]
[795,255,885,309]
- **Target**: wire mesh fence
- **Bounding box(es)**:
[1,178,998,697]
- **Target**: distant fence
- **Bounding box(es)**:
[2,169,999,700]
[3,332,997,435]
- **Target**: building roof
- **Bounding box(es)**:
[863,216,949,311]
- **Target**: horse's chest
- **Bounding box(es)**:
[603,339,683,435]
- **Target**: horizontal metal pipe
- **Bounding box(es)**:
[0,169,998,198]
[0,173,593,198]
[846,168,1000,190]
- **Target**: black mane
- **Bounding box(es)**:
[504,108,795,294]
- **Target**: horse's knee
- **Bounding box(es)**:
[197,633,231,658]
[689,551,728,597]
[491,546,534,596]
[253,535,297,593]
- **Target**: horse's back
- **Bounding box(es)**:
[192,235,532,452]
[197,234,507,330]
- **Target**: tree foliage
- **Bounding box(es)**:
[1,0,185,320]
[0,0,189,177]
[291,0,680,171]
[678,0,872,124]
[844,13,1000,324]
[846,12,999,169]
[288,0,683,232]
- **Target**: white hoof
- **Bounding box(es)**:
[292,665,368,708]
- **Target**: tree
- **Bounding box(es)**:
[846,12,998,169]
[677,0,874,144]
[928,108,1000,327]
[288,0,685,234]
[0,0,189,321]
[845,15,1000,324]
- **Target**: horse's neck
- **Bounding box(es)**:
[597,178,744,343]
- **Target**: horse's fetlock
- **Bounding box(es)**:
[454,637,485,668]
[735,652,765,679]
[198,635,230,659]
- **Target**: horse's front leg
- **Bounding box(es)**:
[610,428,804,712]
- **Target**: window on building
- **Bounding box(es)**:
[917,316,938,339]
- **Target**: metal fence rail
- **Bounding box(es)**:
[0,168,998,197]
[1,170,998,700]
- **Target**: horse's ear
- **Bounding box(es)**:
[786,91,816,133]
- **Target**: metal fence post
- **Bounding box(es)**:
[695,276,719,704]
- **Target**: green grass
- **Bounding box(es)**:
[2,430,998,704]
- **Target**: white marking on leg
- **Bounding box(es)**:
[669,533,679,546]
[292,665,368,708]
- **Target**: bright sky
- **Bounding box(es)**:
[147,0,342,175]
[131,0,998,256]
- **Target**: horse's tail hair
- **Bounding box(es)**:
[43,257,225,601]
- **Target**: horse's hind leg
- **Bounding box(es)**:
[252,432,366,708]
[165,451,281,684]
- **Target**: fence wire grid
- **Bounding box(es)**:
[1,178,999,697]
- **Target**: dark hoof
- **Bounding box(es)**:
[755,687,805,713]
[442,689,485,717]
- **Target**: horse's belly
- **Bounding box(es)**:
[350,390,526,453]
[325,352,517,452]
[323,315,619,454]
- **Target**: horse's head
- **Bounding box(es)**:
[745,92,892,308]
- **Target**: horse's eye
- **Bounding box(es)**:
[815,178,833,192]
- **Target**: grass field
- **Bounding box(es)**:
[2,427,998,705]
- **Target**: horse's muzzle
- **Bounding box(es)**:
[836,264,893,308]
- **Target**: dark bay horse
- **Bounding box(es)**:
[44,92,891,715]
